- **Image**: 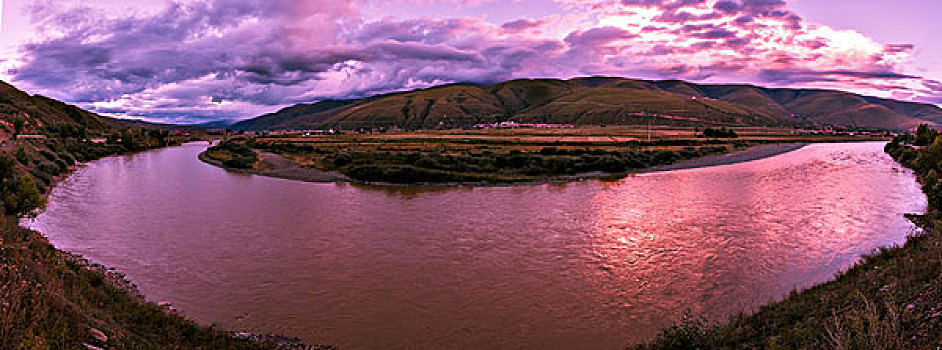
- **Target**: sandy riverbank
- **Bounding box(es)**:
[636,143,807,174]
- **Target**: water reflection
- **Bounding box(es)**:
[27,142,925,349]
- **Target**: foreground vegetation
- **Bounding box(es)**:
[221,126,885,184]
[639,131,942,349]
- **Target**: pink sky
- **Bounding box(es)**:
[1,0,940,123]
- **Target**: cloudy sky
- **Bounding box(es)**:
[1,0,940,124]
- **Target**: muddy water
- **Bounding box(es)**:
[27,142,925,349]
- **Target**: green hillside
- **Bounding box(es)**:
[232,77,942,131]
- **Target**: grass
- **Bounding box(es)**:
[637,139,942,349]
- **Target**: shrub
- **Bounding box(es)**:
[29,169,51,187]
[39,150,58,162]
[54,159,69,173]
[206,141,258,169]
[37,161,59,175]
[2,175,47,219]
[15,147,29,164]
[702,127,739,139]
[330,154,353,167]
[58,152,75,165]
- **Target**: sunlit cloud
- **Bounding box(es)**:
[3,0,940,123]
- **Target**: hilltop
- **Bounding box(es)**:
[232,77,942,131]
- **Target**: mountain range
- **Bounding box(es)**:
[232,77,942,131]
[4,78,942,132]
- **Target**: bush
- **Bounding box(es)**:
[39,150,58,162]
[331,154,353,167]
[37,161,59,176]
[2,175,47,219]
[702,127,739,139]
[15,147,29,164]
[58,152,75,165]
[54,159,69,173]
[207,141,258,169]
[29,169,51,187]
[346,164,450,183]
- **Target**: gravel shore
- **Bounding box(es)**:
[636,143,807,174]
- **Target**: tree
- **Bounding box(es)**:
[914,124,936,146]
[15,147,29,164]
[3,175,46,219]
[0,153,14,181]
[11,118,25,139]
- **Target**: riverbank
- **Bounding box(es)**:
[1,218,335,350]
[638,140,942,349]
[200,142,808,186]
[199,149,350,183]
[1,136,331,349]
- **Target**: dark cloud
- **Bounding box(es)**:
[696,28,737,39]
[501,18,545,31]
[758,69,920,84]
[564,27,638,47]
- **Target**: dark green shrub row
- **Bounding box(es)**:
[319,146,728,183]
[207,141,259,169]
[700,127,739,138]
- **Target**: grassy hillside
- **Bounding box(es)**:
[0,82,114,132]
[232,77,942,131]
[638,138,942,350]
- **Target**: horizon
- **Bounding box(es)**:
[1,0,940,124]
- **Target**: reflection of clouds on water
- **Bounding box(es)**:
[584,142,926,330]
[28,141,926,349]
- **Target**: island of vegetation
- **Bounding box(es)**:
[202,126,889,185]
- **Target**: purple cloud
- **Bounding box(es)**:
[3,0,936,123]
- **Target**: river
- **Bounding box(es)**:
[26,141,925,349]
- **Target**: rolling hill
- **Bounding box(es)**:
[0,80,115,132]
[0,80,211,134]
[232,77,942,131]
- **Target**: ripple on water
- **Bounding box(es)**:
[27,142,926,349]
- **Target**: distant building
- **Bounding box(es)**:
[472,121,574,129]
